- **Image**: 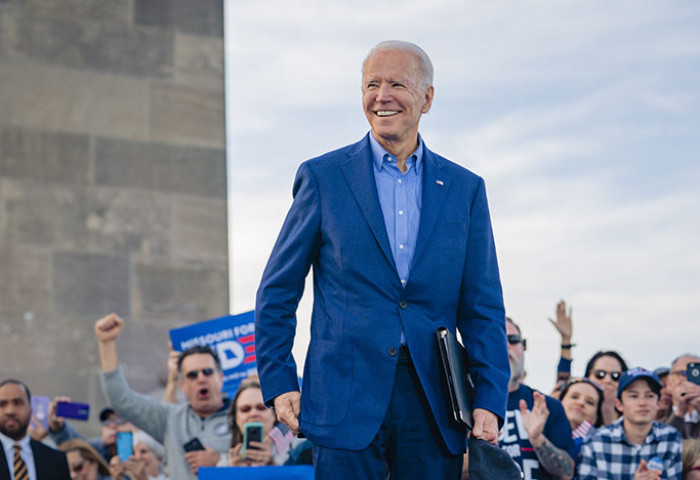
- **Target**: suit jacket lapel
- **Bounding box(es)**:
[340,135,397,272]
[412,148,451,270]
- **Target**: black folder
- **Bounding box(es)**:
[436,326,475,428]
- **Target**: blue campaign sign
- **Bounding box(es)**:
[169,311,256,395]
[199,466,314,480]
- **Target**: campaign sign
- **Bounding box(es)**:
[199,466,314,480]
[169,311,257,395]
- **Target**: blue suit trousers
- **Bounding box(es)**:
[312,346,463,480]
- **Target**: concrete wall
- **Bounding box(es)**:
[0,0,228,436]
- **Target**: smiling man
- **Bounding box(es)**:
[578,368,683,480]
[255,40,510,479]
[95,313,231,480]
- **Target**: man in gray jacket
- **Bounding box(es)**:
[95,313,231,479]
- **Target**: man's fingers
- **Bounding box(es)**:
[274,391,301,433]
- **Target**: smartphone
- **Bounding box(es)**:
[116,431,133,462]
[688,363,700,386]
[242,422,264,459]
[183,437,205,452]
[55,401,90,421]
[30,396,50,430]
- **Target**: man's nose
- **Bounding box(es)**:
[376,83,392,101]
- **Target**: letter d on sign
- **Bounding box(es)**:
[217,341,245,370]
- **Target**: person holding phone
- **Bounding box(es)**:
[109,431,168,480]
[662,354,700,439]
[226,380,290,467]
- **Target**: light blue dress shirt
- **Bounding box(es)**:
[0,432,36,480]
[369,131,424,287]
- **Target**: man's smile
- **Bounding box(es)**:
[376,110,400,117]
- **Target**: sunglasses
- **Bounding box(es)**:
[184,367,215,380]
[238,404,268,413]
[507,334,526,349]
[594,369,621,381]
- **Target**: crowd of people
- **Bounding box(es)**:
[1,300,698,479]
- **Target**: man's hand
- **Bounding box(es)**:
[48,396,70,432]
[471,408,499,444]
[633,459,662,480]
[548,300,572,341]
[673,381,700,417]
[27,413,48,442]
[95,313,124,343]
[520,392,549,447]
[274,391,301,434]
[183,445,220,475]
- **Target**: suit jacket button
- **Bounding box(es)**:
[399,301,407,309]
[388,347,398,357]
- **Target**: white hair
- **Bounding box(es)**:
[132,430,165,461]
[362,40,434,89]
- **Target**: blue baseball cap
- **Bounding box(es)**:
[617,367,662,398]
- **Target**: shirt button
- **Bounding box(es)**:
[399,301,407,309]
[401,279,406,285]
[398,210,404,216]
[399,244,405,250]
[388,347,398,357]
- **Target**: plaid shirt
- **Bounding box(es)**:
[577,419,682,480]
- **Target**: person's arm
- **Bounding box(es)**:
[255,162,322,424]
[520,392,575,480]
[549,300,573,398]
[162,342,180,404]
[95,313,170,443]
[457,177,509,441]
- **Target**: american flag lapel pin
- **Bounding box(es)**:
[436,180,444,186]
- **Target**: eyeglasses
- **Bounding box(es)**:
[670,370,687,378]
[594,369,621,381]
[238,404,268,413]
[184,367,215,380]
[507,334,526,349]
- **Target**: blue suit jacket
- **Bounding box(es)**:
[255,134,509,455]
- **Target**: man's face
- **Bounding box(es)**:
[669,355,700,390]
[0,382,32,440]
[178,353,224,416]
[615,379,659,426]
[506,321,525,389]
[362,49,434,151]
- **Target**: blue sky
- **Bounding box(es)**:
[225,0,700,392]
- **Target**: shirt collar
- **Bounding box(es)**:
[368,131,424,175]
[614,418,664,446]
[0,430,30,453]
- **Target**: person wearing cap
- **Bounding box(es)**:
[578,367,683,480]
[499,317,576,480]
[48,398,135,463]
[661,354,700,439]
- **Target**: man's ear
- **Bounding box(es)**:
[614,397,623,413]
